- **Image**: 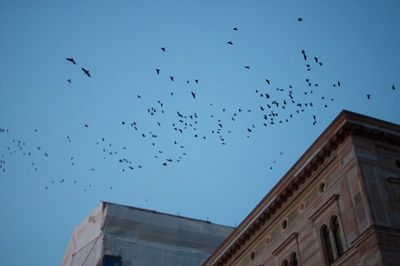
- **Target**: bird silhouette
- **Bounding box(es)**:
[67,79,71,84]
[301,50,307,61]
[66,58,76,65]
[227,41,233,45]
[233,27,238,31]
[244,66,250,69]
[298,18,303,21]
[161,47,166,52]
[155,68,160,75]
[170,76,174,82]
[82,68,91,77]
[367,94,371,99]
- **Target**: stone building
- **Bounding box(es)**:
[62,201,233,266]
[205,110,400,266]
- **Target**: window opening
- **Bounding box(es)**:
[321,225,334,265]
[331,216,343,257]
[319,182,326,193]
[250,251,255,260]
[282,219,288,229]
[290,252,298,266]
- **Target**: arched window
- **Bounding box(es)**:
[290,252,298,266]
[321,225,334,265]
[331,216,343,257]
[282,259,288,266]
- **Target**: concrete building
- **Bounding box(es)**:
[205,110,400,266]
[62,202,234,266]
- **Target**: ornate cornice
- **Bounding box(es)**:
[205,110,400,266]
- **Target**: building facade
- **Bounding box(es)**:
[62,202,234,266]
[205,110,400,266]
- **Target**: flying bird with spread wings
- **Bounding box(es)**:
[82,68,91,77]
[66,58,76,64]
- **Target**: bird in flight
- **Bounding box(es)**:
[301,50,307,61]
[66,58,76,65]
[170,76,174,82]
[367,94,371,99]
[233,27,238,31]
[67,79,71,84]
[191,91,196,99]
[82,68,91,77]
[298,18,303,21]
[244,66,250,69]
[227,41,233,45]
[161,47,166,52]
[155,68,160,75]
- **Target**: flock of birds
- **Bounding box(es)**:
[65,57,92,82]
[1,18,399,194]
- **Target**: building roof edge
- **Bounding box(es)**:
[205,110,400,265]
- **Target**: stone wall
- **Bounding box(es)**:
[206,111,400,266]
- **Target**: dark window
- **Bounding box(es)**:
[282,219,288,229]
[290,252,298,266]
[331,216,343,257]
[321,225,334,265]
[250,251,255,260]
[319,182,326,193]
[103,255,122,266]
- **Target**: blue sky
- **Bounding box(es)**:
[0,0,399,265]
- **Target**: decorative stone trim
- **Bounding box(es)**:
[207,111,400,266]
[272,233,299,256]
[309,194,340,222]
